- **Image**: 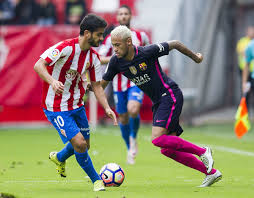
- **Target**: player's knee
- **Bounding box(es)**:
[119,113,129,125]
[128,106,140,117]
[73,140,88,153]
[161,148,175,157]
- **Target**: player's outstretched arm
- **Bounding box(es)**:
[34,58,64,96]
[167,40,203,63]
[91,81,117,125]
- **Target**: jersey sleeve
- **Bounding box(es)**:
[102,56,119,81]
[143,42,169,58]
[88,53,102,82]
[245,45,253,64]
[40,41,67,66]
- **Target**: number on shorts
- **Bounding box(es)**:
[54,116,64,128]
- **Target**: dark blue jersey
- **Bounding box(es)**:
[103,42,179,104]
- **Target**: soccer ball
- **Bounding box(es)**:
[99,163,125,187]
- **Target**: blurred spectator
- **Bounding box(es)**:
[237,27,254,76]
[65,0,87,25]
[0,0,15,25]
[14,0,39,24]
[37,0,57,25]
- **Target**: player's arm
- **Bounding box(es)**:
[91,81,117,125]
[242,45,253,93]
[167,40,203,63]
[100,56,112,64]
[242,62,250,93]
[34,58,64,95]
[100,79,109,89]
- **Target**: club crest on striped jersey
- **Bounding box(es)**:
[65,69,78,81]
[139,62,147,71]
[52,49,60,57]
[129,66,137,75]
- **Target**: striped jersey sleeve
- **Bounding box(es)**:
[40,41,71,66]
[88,49,102,82]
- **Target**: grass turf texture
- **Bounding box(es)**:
[0,124,254,198]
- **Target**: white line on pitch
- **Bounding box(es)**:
[3,180,86,183]
[200,144,254,157]
[142,135,254,157]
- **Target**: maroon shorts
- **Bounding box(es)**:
[152,88,183,136]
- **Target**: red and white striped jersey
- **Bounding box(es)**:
[40,37,102,112]
[99,29,149,92]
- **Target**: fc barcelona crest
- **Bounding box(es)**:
[129,66,137,75]
[139,62,147,71]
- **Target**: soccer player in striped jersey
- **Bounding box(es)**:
[99,5,150,165]
[101,25,222,187]
[34,14,117,192]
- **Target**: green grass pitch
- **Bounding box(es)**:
[0,123,254,198]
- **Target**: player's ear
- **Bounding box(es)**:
[84,30,92,38]
[126,37,132,46]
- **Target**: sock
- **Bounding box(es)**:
[152,134,206,156]
[161,148,216,175]
[74,151,101,183]
[57,142,74,162]
[129,115,140,139]
[119,123,130,149]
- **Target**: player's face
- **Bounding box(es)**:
[111,36,131,58]
[117,7,131,27]
[88,28,105,47]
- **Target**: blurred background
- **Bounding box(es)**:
[0,0,253,127]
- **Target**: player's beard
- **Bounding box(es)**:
[88,38,99,47]
[119,21,130,28]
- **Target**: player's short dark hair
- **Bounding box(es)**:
[119,4,132,15]
[80,14,107,35]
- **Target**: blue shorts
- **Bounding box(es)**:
[152,88,184,136]
[43,106,90,144]
[113,86,144,114]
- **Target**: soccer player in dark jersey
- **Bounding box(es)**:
[101,25,222,187]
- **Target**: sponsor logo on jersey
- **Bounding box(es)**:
[52,49,60,57]
[139,62,147,71]
[129,66,137,75]
[60,129,67,137]
[131,74,151,86]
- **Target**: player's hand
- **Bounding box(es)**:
[242,82,251,94]
[195,53,203,63]
[105,108,118,125]
[51,79,64,96]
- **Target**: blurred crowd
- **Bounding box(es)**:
[0,0,88,25]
